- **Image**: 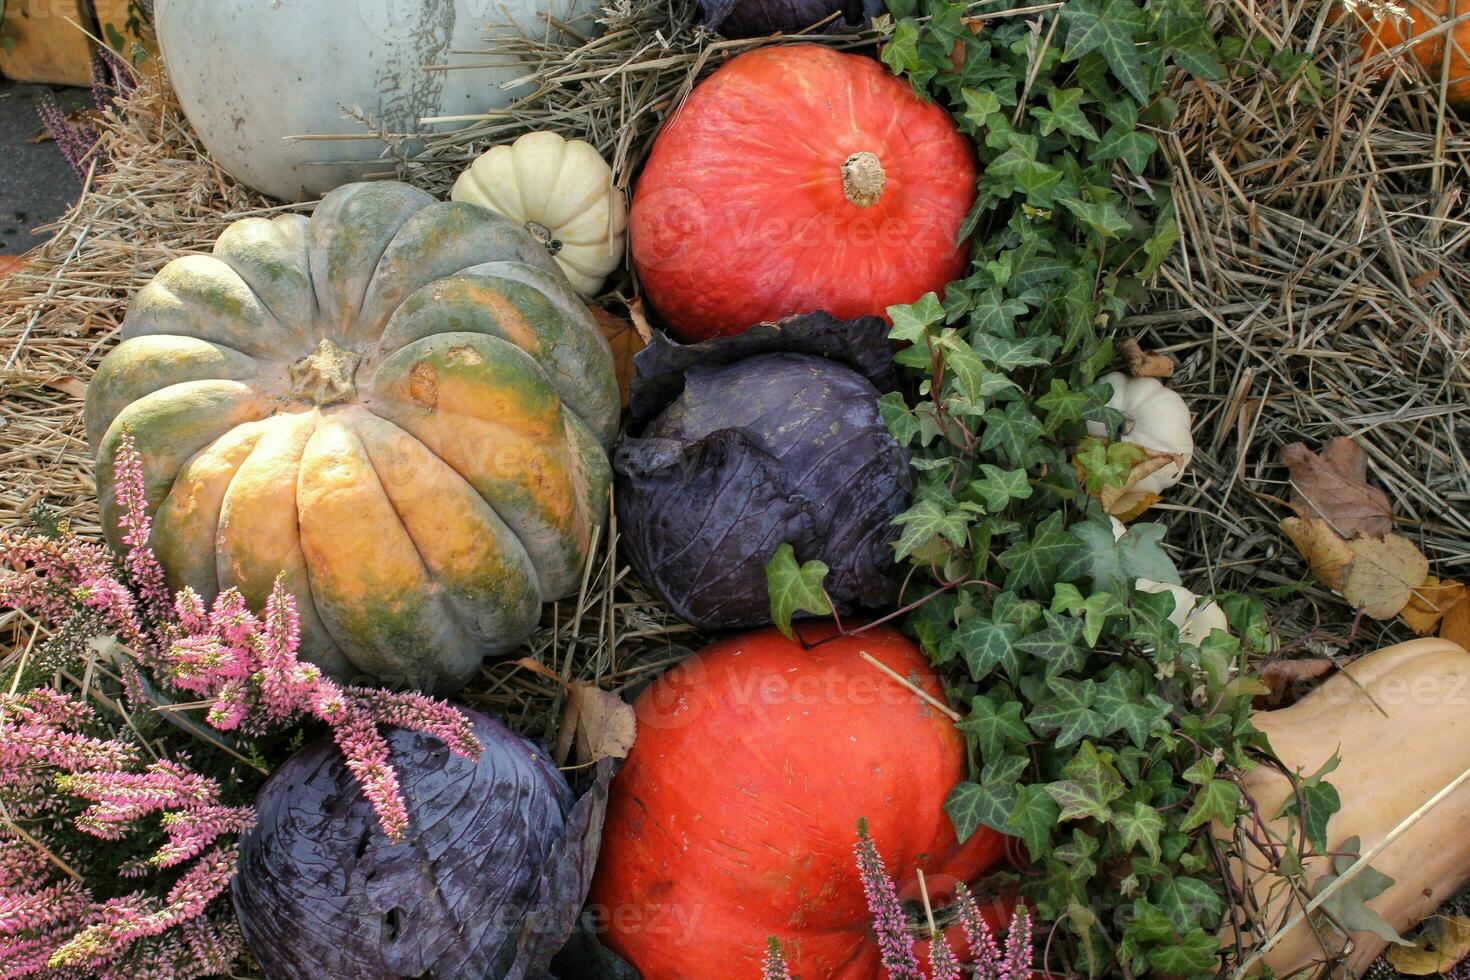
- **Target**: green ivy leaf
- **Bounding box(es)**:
[1151,875,1225,933]
[1018,610,1088,675]
[887,291,944,344]
[1045,740,1125,821]
[1032,86,1100,140]
[952,616,1025,682]
[959,693,1032,760]
[1093,669,1168,748]
[1312,838,1405,945]
[764,544,832,640]
[1060,0,1150,104]
[970,464,1034,512]
[1008,783,1062,859]
[1000,511,1084,594]
[1066,517,1180,594]
[1178,776,1241,833]
[1027,676,1104,747]
[892,498,971,561]
[1145,928,1219,975]
[1115,800,1165,862]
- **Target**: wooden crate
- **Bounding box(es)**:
[0,0,94,86]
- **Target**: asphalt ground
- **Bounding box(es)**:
[0,81,90,254]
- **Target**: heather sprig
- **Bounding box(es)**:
[855,818,923,979]
[762,936,793,980]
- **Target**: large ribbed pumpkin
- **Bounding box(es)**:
[588,624,1009,979]
[85,182,620,695]
[630,44,978,341]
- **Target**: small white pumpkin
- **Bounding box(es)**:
[452,132,627,297]
[1086,371,1194,495]
[1109,517,1227,645]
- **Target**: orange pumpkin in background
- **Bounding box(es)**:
[1346,0,1470,100]
[630,44,978,341]
[588,624,1010,979]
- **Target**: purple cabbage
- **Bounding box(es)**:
[232,708,612,980]
[698,0,885,38]
[614,312,911,629]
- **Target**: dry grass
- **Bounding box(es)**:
[1139,0,1470,651]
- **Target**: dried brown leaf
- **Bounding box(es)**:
[585,303,647,408]
[1118,337,1176,378]
[1280,517,1355,591]
[1341,533,1430,620]
[558,682,636,766]
[1259,658,1335,695]
[1400,577,1468,636]
[1283,438,1393,537]
[1385,915,1470,975]
[1092,449,1177,519]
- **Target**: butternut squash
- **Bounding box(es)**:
[1223,638,1470,976]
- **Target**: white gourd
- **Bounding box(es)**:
[452,132,627,297]
[1086,371,1194,494]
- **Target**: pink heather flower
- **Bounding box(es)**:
[763,936,793,979]
[331,702,409,840]
[955,882,1003,977]
[155,806,255,868]
[927,931,962,980]
[854,820,922,980]
[112,430,172,633]
[350,686,482,760]
[1000,906,1033,980]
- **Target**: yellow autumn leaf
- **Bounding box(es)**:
[1280,517,1354,591]
[1342,533,1430,620]
[1401,577,1468,636]
[1442,595,1470,653]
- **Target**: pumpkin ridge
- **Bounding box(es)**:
[350,406,541,653]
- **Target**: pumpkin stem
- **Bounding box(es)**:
[290,338,359,406]
[841,152,886,208]
[524,219,564,257]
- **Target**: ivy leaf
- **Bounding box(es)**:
[1032,86,1099,139]
[1018,610,1088,675]
[970,331,1052,370]
[888,291,944,344]
[878,391,922,446]
[959,694,1032,759]
[892,498,971,561]
[1052,582,1129,646]
[1008,783,1061,859]
[946,779,1019,841]
[1027,676,1103,747]
[880,18,925,77]
[1151,875,1225,933]
[1145,929,1219,975]
[1178,776,1241,833]
[1094,123,1158,175]
[980,402,1045,467]
[1275,752,1342,853]
[1313,838,1406,945]
[1000,512,1084,595]
[1044,741,1125,822]
[1036,379,1091,432]
[971,464,1034,512]
[1060,0,1150,104]
[1065,517,1180,594]
[951,617,1024,682]
[1115,800,1165,862]
[1058,194,1134,240]
[764,544,831,640]
[969,289,1031,335]
[1094,669,1167,748]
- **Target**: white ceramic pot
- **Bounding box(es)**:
[156,0,596,201]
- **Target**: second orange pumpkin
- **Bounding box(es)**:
[1349,0,1470,101]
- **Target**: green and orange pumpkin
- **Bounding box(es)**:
[85,181,620,695]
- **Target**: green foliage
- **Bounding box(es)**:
[872,0,1305,973]
[764,543,834,639]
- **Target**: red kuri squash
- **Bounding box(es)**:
[630,45,978,341]
[588,623,1009,979]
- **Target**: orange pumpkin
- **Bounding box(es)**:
[1347,0,1470,101]
[630,45,977,341]
[588,624,1009,979]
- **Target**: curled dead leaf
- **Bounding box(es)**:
[1077,447,1177,520]
[556,682,637,766]
[1400,577,1468,636]
[1280,517,1355,591]
[1118,337,1176,378]
[1341,533,1430,620]
[1259,657,1335,696]
[1282,438,1393,538]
